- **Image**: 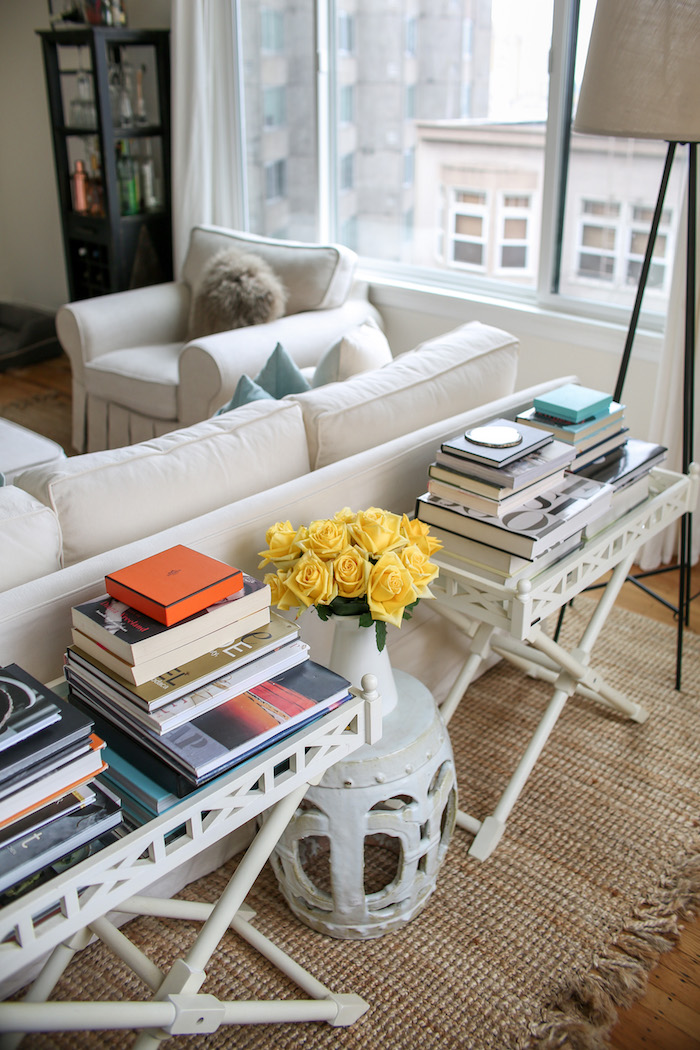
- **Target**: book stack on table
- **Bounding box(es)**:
[0,665,121,903]
[416,410,615,581]
[515,383,630,470]
[63,545,353,819]
[417,385,669,583]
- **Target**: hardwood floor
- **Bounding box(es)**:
[1,354,698,1047]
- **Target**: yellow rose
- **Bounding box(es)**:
[349,507,406,556]
[333,545,371,598]
[303,518,349,561]
[284,550,338,608]
[400,514,443,556]
[367,551,417,627]
[258,520,307,568]
[333,506,357,524]
[264,570,297,612]
[399,544,439,598]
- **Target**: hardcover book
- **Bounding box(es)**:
[0,665,62,754]
[65,610,298,709]
[440,418,553,468]
[71,604,272,686]
[515,402,625,444]
[575,438,667,488]
[105,545,244,626]
[0,680,93,786]
[416,473,613,559]
[0,735,96,802]
[81,640,310,736]
[0,733,107,829]
[434,529,584,582]
[67,659,353,786]
[0,785,97,852]
[435,437,576,490]
[0,782,121,895]
[570,428,629,469]
[72,574,270,664]
[100,747,181,815]
[533,383,613,424]
[427,467,569,517]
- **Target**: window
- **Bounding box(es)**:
[340,152,354,192]
[263,86,286,128]
[450,190,488,271]
[265,158,287,201]
[235,0,687,325]
[261,8,284,53]
[339,84,354,124]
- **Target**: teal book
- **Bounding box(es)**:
[533,384,613,424]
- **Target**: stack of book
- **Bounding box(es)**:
[0,664,121,900]
[63,545,354,814]
[576,436,667,534]
[515,383,628,469]
[417,416,614,581]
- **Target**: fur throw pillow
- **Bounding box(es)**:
[189,249,288,339]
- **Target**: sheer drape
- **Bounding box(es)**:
[170,0,240,274]
[638,159,700,570]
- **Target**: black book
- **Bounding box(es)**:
[440,418,553,468]
[0,678,93,786]
[0,782,122,895]
[0,665,62,755]
[574,438,667,488]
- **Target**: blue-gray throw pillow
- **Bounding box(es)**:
[216,374,274,414]
[255,342,311,398]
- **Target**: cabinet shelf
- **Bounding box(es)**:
[38,26,172,300]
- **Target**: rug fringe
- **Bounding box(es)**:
[527,841,700,1050]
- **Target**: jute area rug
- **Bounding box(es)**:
[16,599,700,1050]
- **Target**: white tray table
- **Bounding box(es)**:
[430,466,698,861]
[0,680,381,1047]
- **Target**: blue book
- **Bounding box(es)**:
[533,384,613,424]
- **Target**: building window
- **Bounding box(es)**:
[575,198,672,290]
[263,86,286,128]
[497,193,532,272]
[627,204,672,290]
[450,189,488,270]
[338,11,354,55]
[261,8,284,53]
[340,152,354,192]
[403,147,415,188]
[405,16,417,57]
[265,159,287,201]
[339,84,354,124]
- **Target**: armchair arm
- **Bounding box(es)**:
[178,297,382,425]
[56,282,190,382]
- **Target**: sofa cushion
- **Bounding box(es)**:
[312,319,393,387]
[182,226,357,319]
[0,486,62,588]
[16,399,311,568]
[288,321,520,470]
[85,342,182,421]
[188,249,288,340]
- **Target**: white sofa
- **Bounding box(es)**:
[0,317,575,696]
[0,317,577,998]
[56,226,381,453]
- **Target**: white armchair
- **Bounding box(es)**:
[57,226,382,452]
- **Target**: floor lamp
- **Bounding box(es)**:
[573,0,699,689]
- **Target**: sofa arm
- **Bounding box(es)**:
[56,282,191,380]
[177,296,383,425]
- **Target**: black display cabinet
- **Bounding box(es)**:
[37,27,172,301]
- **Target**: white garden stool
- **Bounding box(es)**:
[269,670,457,939]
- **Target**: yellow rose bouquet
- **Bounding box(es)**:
[258,507,442,651]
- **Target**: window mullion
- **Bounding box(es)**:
[538,0,580,301]
[316,0,334,242]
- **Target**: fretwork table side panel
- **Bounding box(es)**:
[0,694,373,978]
[431,468,696,642]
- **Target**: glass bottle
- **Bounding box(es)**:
[71,159,88,213]
[116,142,139,215]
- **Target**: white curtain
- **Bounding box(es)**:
[170,0,241,275]
[638,155,700,571]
